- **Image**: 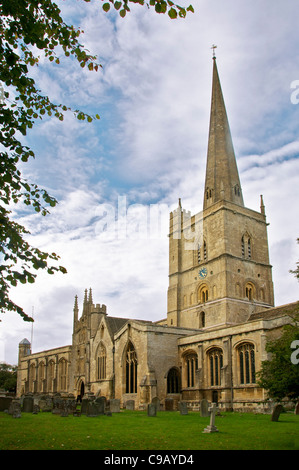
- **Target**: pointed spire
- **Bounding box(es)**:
[260,194,265,215]
[88,288,93,305]
[73,295,79,324]
[203,56,244,210]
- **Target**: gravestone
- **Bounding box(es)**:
[95,396,106,414]
[200,399,209,417]
[151,397,160,412]
[165,397,174,411]
[81,398,89,414]
[179,401,188,415]
[39,397,53,412]
[147,403,157,417]
[52,397,63,415]
[32,404,40,414]
[203,402,219,433]
[22,396,34,413]
[10,400,22,418]
[271,404,283,422]
[109,399,120,413]
[126,400,135,410]
[86,401,101,417]
[294,401,299,415]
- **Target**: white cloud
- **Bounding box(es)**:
[2,0,299,365]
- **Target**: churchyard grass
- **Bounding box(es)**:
[0,410,298,450]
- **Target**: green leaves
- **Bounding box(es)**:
[100,0,194,19]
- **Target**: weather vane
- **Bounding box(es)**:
[211,44,217,58]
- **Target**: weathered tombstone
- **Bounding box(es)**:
[151,397,160,412]
[200,399,209,417]
[94,396,106,414]
[39,397,52,412]
[203,403,219,433]
[12,402,22,419]
[109,399,120,413]
[10,400,22,418]
[32,404,40,414]
[22,396,34,413]
[126,400,135,410]
[165,397,174,411]
[294,401,299,415]
[86,401,100,417]
[271,404,283,422]
[147,403,157,417]
[52,397,63,415]
[179,401,188,415]
[81,398,89,414]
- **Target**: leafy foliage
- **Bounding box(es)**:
[0,362,17,391]
[257,308,299,401]
[0,0,193,321]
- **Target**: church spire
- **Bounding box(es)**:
[203,55,244,210]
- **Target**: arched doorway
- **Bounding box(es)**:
[77,381,84,402]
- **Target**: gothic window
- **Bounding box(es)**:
[97,344,107,380]
[245,282,255,301]
[58,358,67,391]
[29,363,36,393]
[197,244,201,264]
[203,241,207,261]
[241,234,252,259]
[38,361,45,392]
[167,368,180,394]
[185,353,198,388]
[199,285,209,303]
[234,184,240,196]
[48,360,55,391]
[208,348,223,386]
[238,343,256,384]
[125,342,138,394]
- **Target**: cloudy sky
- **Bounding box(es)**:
[1,0,299,365]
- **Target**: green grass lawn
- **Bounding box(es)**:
[0,410,298,450]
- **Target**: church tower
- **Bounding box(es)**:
[167,55,274,329]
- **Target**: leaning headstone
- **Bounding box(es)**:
[147,403,157,417]
[271,404,283,422]
[203,403,219,433]
[179,401,188,415]
[22,396,34,413]
[294,401,299,415]
[126,400,135,410]
[165,397,174,411]
[109,399,120,413]
[151,397,160,412]
[200,399,209,417]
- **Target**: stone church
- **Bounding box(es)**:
[17,57,298,411]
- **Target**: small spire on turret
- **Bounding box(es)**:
[260,195,265,215]
[88,288,93,305]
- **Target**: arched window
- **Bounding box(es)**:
[185,353,198,388]
[97,343,106,380]
[38,361,45,392]
[245,282,255,301]
[197,244,201,264]
[198,285,209,303]
[238,343,256,384]
[125,342,138,393]
[167,368,180,394]
[241,234,252,259]
[29,363,36,393]
[208,348,223,386]
[203,241,207,261]
[58,358,67,391]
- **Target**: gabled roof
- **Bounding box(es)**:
[248,301,299,322]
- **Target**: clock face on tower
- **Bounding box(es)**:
[198,267,208,279]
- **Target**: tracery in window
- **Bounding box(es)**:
[167,368,180,393]
[97,343,106,380]
[185,353,198,388]
[125,342,138,393]
[238,343,255,384]
[208,348,223,386]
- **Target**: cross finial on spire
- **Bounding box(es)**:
[211,44,217,59]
